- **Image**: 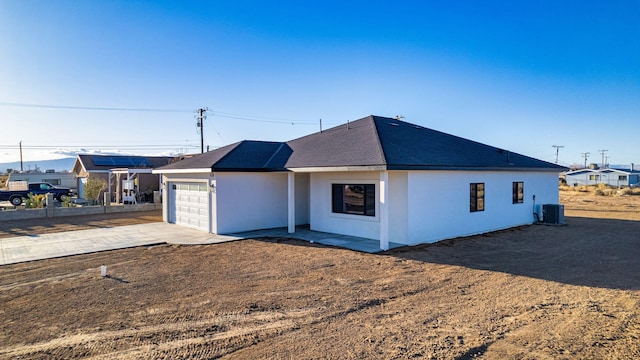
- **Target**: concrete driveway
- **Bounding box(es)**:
[0,223,243,265]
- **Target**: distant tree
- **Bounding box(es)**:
[84,178,107,204]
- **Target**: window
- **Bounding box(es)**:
[39,183,54,190]
[470,183,485,212]
[44,179,61,185]
[512,182,524,204]
[172,183,207,191]
[332,184,375,216]
[619,175,628,181]
[589,174,600,181]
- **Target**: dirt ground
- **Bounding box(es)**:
[0,210,162,239]
[1,193,640,359]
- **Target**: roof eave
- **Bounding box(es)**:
[384,165,568,172]
[152,168,213,174]
[288,165,387,172]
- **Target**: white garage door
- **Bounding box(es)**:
[170,182,209,231]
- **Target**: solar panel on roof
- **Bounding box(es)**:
[91,156,152,167]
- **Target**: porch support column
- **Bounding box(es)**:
[115,173,121,204]
[288,172,295,233]
[380,170,389,251]
[107,173,112,204]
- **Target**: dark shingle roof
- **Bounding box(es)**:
[285,117,385,168]
[157,141,290,171]
[370,116,562,170]
[156,115,565,172]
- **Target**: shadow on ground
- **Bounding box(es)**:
[266,216,640,291]
[385,216,640,291]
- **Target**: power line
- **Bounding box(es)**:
[0,144,200,150]
[0,101,340,126]
[0,102,192,113]
[211,110,322,125]
[0,144,200,148]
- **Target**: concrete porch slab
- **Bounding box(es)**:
[228,226,405,253]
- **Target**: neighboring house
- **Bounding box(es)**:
[154,115,566,250]
[564,167,640,187]
[7,171,77,192]
[72,154,175,202]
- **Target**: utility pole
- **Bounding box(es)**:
[552,145,564,164]
[580,152,590,168]
[196,107,208,153]
[598,149,608,169]
[19,140,23,172]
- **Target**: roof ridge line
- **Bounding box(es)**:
[370,116,388,166]
[262,142,287,169]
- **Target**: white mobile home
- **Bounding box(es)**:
[565,168,640,187]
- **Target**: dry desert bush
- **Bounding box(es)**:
[560,183,640,196]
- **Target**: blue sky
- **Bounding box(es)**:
[1,1,638,168]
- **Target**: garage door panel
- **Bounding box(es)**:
[170,182,210,232]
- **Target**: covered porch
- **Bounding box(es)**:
[284,170,395,251]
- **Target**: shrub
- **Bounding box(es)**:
[25,193,46,208]
[619,187,633,196]
[84,178,107,205]
[62,195,74,207]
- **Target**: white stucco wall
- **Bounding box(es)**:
[309,171,381,240]
[406,171,559,244]
[388,171,409,244]
[294,173,310,225]
[215,172,288,233]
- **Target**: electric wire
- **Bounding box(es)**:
[0,102,191,113]
[0,101,343,126]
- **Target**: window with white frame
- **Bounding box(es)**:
[331,184,375,216]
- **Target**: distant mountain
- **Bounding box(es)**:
[0,158,76,173]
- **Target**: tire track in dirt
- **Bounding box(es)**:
[0,308,317,359]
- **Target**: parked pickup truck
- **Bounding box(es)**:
[0,182,73,206]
